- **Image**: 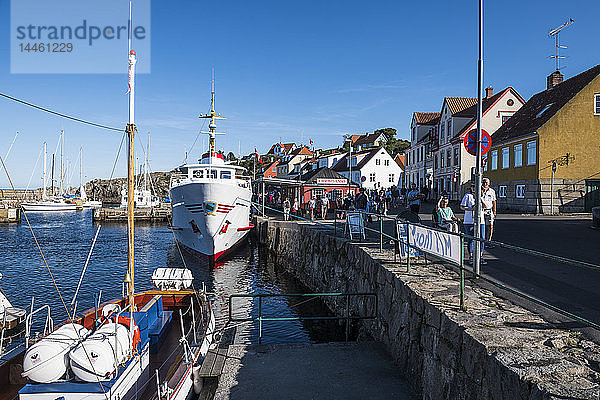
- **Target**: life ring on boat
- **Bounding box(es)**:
[104,315,141,352]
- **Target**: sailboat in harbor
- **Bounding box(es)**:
[5,19,216,400]
[169,81,253,262]
[120,134,160,209]
[21,138,78,212]
[75,147,102,209]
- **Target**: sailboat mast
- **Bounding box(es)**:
[59,130,64,196]
[79,147,83,188]
[144,134,149,192]
[126,40,137,311]
[42,143,47,201]
[51,154,55,196]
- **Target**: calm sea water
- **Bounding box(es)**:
[0,210,342,344]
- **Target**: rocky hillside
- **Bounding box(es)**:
[85,171,171,205]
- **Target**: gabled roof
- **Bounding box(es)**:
[354,133,385,146]
[349,134,362,144]
[394,154,405,169]
[267,142,296,154]
[492,65,600,145]
[288,146,313,157]
[444,97,478,115]
[414,112,441,125]
[453,87,525,140]
[331,148,374,172]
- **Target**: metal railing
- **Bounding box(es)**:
[249,200,600,332]
[229,292,377,344]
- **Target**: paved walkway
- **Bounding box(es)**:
[213,342,416,400]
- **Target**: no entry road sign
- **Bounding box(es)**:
[463,129,492,156]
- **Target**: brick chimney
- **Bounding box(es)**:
[547,70,564,90]
[485,86,494,98]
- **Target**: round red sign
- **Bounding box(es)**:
[463,129,492,156]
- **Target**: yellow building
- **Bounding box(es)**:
[486,65,600,213]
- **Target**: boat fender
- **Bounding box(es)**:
[192,365,203,394]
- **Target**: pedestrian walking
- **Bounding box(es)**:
[436,197,460,232]
[320,195,329,219]
[482,178,497,244]
[407,184,422,215]
[308,197,316,220]
[460,184,486,264]
[283,197,291,221]
[292,198,299,219]
[355,188,368,221]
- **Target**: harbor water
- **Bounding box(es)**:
[0,210,344,344]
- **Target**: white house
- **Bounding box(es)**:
[312,152,345,170]
[276,146,313,178]
[432,87,525,200]
[333,147,402,190]
[404,112,440,189]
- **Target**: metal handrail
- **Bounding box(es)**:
[229,292,377,344]
[25,305,53,348]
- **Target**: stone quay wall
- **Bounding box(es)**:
[256,218,600,399]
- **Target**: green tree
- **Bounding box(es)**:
[384,137,410,156]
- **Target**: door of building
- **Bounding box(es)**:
[584,179,600,212]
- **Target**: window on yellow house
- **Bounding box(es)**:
[526,141,536,165]
[502,148,510,169]
[514,144,522,167]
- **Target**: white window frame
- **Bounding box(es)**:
[501,147,510,169]
[384,159,389,166]
[514,144,523,167]
[516,185,526,199]
[498,185,506,198]
[526,140,536,165]
[376,159,381,166]
[369,172,376,182]
[389,173,395,183]
[595,94,600,115]
[490,150,498,171]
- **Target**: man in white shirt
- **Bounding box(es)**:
[460,184,487,264]
[482,178,497,242]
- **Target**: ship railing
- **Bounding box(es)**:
[25,302,53,348]
[249,200,600,333]
[228,292,377,344]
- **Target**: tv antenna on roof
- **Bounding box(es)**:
[549,18,574,72]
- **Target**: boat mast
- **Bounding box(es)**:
[126,0,137,310]
[59,130,64,196]
[199,72,225,156]
[51,154,55,196]
[42,142,47,201]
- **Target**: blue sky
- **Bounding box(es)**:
[1,0,599,187]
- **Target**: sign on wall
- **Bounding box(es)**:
[316,178,347,185]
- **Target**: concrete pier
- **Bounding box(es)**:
[92,206,170,223]
[213,342,416,400]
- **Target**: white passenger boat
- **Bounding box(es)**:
[169,84,253,262]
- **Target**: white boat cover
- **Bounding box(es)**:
[22,324,89,383]
[151,268,193,291]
